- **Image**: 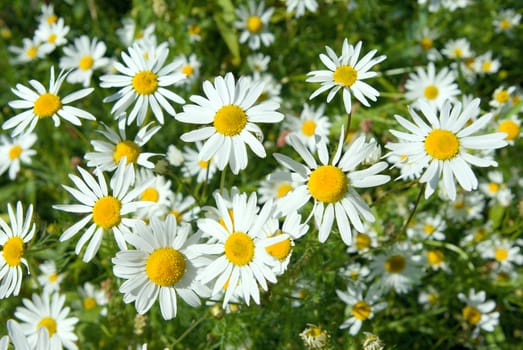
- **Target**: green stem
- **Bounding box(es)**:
[171,314,208,346]
[219,166,227,193]
[397,183,425,239]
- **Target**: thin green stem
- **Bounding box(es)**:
[171,314,208,346]
[219,166,227,193]
[397,183,425,240]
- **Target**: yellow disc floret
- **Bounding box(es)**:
[2,236,24,267]
[92,196,122,229]
[26,46,38,59]
[352,301,372,321]
[265,232,292,261]
[355,233,371,250]
[8,145,23,160]
[427,250,444,266]
[246,16,263,33]
[423,85,439,100]
[276,183,293,198]
[462,306,481,325]
[384,255,406,274]
[301,120,317,136]
[224,232,254,266]
[141,187,159,202]
[307,165,348,203]
[132,70,158,95]
[181,64,194,77]
[498,120,520,141]
[494,248,508,262]
[213,105,247,136]
[79,55,94,70]
[146,247,186,286]
[420,37,433,51]
[333,65,358,87]
[37,317,57,336]
[83,297,97,310]
[34,93,62,118]
[113,140,140,165]
[424,129,460,160]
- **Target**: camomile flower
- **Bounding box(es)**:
[100,42,186,125]
[336,284,387,335]
[493,9,521,34]
[78,282,109,316]
[286,0,318,18]
[473,51,501,75]
[8,38,52,64]
[15,292,78,349]
[407,214,446,241]
[271,129,390,245]
[37,4,58,26]
[441,38,473,60]
[306,38,386,114]
[477,236,523,271]
[34,18,69,52]
[176,72,284,175]
[246,53,270,73]
[181,141,218,183]
[405,62,460,110]
[192,192,287,307]
[424,248,450,272]
[53,161,153,262]
[134,169,173,220]
[112,215,209,320]
[116,18,156,47]
[84,121,161,173]
[284,103,331,152]
[385,98,508,201]
[187,23,202,43]
[496,115,521,145]
[461,221,492,247]
[340,262,371,288]
[168,193,200,225]
[418,286,441,310]
[0,132,37,180]
[3,319,50,350]
[299,324,329,349]
[346,224,379,254]
[249,72,282,104]
[416,27,441,61]
[37,260,63,295]
[368,242,424,294]
[173,53,201,88]
[235,0,275,50]
[445,191,485,223]
[59,35,110,87]
[0,202,35,299]
[258,169,297,204]
[479,170,512,206]
[166,144,184,166]
[489,85,516,110]
[458,288,499,337]
[4,66,95,136]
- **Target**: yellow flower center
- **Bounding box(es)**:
[454,201,464,209]
[384,255,406,274]
[198,160,209,169]
[181,64,194,77]
[37,317,57,337]
[420,37,433,51]
[48,273,58,283]
[113,140,140,165]
[276,183,293,198]
[79,55,94,70]
[498,120,520,141]
[170,210,183,224]
[48,34,57,44]
[307,165,348,203]
[424,129,460,161]
[8,145,23,160]
[494,90,510,104]
[83,297,97,310]
[246,16,263,33]
[427,250,444,266]
[464,57,474,69]
[141,187,159,202]
[132,70,158,95]
[423,85,439,100]
[499,19,511,30]
[188,24,201,36]
[301,120,317,136]
[512,95,521,105]
[495,248,509,262]
[482,61,492,72]
[34,93,62,118]
[452,48,463,58]
[355,233,371,250]
[224,232,254,266]
[265,232,292,261]
[2,237,24,267]
[423,224,436,235]
[47,15,57,24]
[213,104,247,136]
[26,46,38,59]
[92,196,122,229]
[146,247,186,286]
[427,293,439,305]
[352,301,372,321]
[474,228,486,242]
[462,306,481,325]
[333,65,358,87]
[488,182,500,193]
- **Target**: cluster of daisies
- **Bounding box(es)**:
[0,1,521,349]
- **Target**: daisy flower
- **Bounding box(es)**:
[116,18,156,47]
[59,35,110,87]
[176,72,284,174]
[168,193,200,225]
[84,121,161,173]
[458,289,499,337]
[0,132,37,180]
[3,319,50,350]
[473,51,501,75]
[493,9,521,34]
[496,115,521,145]
[385,98,508,201]
[166,144,184,166]
[37,260,63,295]
[134,168,174,220]
[477,237,523,271]
[192,192,287,307]
[258,169,297,204]
[100,42,186,125]
[286,0,318,18]
[336,284,387,335]
[407,214,446,241]
[284,103,331,152]
[112,215,209,320]
[0,202,35,299]
[299,324,329,349]
[405,62,460,110]
[181,142,218,183]
[340,262,371,287]
[368,242,424,294]
[445,191,485,223]
[306,38,386,114]
[246,53,270,72]
[53,161,153,262]
[418,286,441,310]
[15,292,78,349]
[479,170,513,207]
[4,66,95,136]
[346,225,380,254]
[489,85,516,110]
[441,38,473,60]
[271,129,390,245]
[8,38,52,64]
[37,4,58,25]
[425,249,450,272]
[187,23,202,43]
[235,0,275,50]
[172,53,201,87]
[78,281,109,315]
[34,18,69,52]
[416,27,441,61]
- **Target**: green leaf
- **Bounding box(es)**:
[214,0,241,65]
